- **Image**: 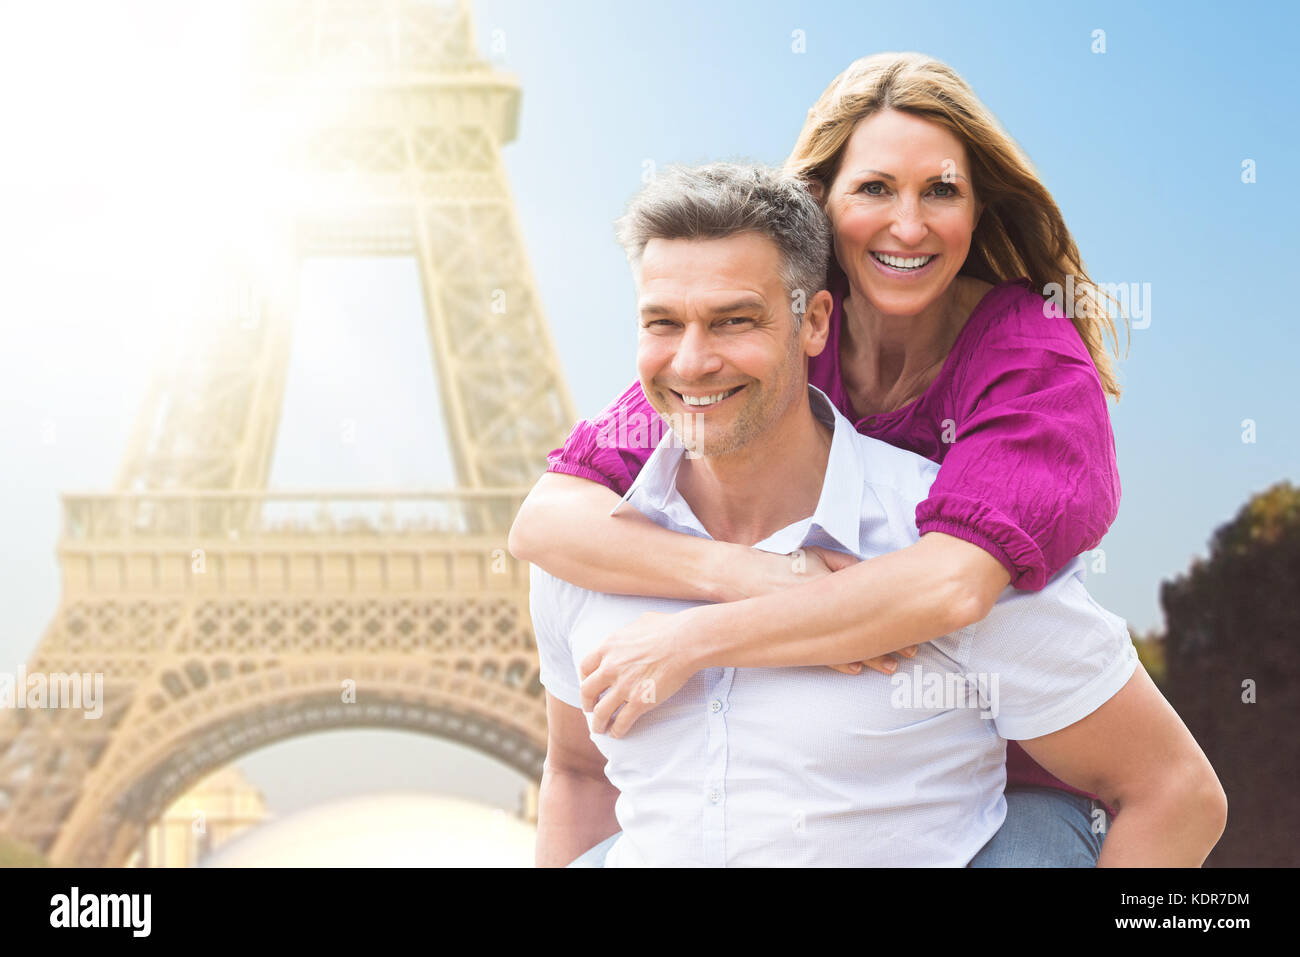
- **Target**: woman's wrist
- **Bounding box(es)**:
[699,541,767,603]
[678,601,732,671]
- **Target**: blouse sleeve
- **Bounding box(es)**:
[545,378,659,497]
[914,293,1121,591]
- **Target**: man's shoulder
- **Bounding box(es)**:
[985,556,1129,642]
[528,562,596,602]
[814,385,940,495]
[528,563,596,637]
[843,427,941,496]
[527,560,563,594]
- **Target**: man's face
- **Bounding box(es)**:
[635,231,827,459]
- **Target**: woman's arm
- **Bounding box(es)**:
[690,530,1009,665]
[582,531,1009,736]
[913,288,1123,591]
[517,377,803,602]
[509,472,790,603]
[513,470,1008,648]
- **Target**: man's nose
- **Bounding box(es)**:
[672,323,723,380]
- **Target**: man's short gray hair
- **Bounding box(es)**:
[614,162,831,327]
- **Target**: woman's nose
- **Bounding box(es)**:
[890,201,928,245]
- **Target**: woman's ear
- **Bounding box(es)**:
[806,177,826,206]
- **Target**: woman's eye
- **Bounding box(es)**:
[932,182,959,197]
[858,181,885,195]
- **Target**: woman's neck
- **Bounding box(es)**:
[840,276,984,415]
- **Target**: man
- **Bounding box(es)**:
[529,163,1225,867]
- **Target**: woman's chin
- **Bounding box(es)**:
[857,281,944,317]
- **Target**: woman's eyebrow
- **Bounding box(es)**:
[851,168,970,184]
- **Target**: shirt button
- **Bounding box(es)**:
[708,789,721,804]
[709,699,722,713]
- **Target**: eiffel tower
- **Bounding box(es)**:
[0,0,573,866]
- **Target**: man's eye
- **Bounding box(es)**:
[722,317,752,326]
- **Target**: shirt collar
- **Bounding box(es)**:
[610,384,865,556]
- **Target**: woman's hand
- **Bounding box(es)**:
[578,546,921,737]
[772,545,920,677]
[580,610,700,739]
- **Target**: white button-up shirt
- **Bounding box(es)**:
[531,385,1137,866]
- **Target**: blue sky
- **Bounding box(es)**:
[472,0,1300,632]
[0,0,1296,814]
[3,0,1298,652]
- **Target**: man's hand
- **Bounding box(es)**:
[580,609,700,739]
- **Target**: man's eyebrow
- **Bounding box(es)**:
[638,297,766,316]
[852,168,970,184]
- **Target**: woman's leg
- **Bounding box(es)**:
[565,830,622,868]
[968,787,1109,867]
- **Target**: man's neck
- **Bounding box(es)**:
[675,392,832,547]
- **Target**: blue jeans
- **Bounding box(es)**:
[565,786,1110,867]
[567,829,622,867]
[967,786,1109,867]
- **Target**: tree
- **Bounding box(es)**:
[1161,480,1300,867]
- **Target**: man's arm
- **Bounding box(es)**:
[536,692,621,867]
[1017,664,1227,867]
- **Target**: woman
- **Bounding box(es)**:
[510,52,1128,866]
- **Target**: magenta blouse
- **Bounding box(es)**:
[545,270,1122,796]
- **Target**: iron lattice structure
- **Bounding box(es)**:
[0,0,574,866]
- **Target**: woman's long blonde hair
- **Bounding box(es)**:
[785,52,1127,400]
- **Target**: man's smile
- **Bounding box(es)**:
[668,385,746,408]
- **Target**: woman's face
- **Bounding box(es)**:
[821,109,982,317]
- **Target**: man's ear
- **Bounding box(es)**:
[805,177,826,206]
[800,289,834,359]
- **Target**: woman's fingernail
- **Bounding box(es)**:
[884,661,897,673]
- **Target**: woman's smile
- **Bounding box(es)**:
[869,250,941,279]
